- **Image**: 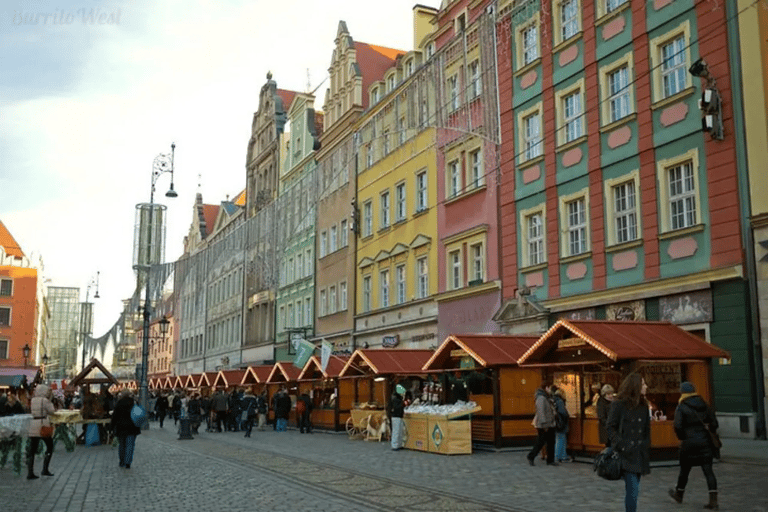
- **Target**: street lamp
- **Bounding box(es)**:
[80,271,100,371]
[22,344,31,367]
[138,144,177,426]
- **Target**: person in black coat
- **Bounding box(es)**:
[274,388,292,432]
[668,382,720,510]
[110,390,141,469]
[154,392,168,428]
[597,384,615,447]
[297,393,313,434]
[607,373,650,512]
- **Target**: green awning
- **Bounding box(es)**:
[0,375,27,388]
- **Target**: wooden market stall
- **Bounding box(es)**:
[161,376,173,390]
[212,370,246,391]
[148,378,158,390]
[171,375,184,390]
[184,374,202,392]
[265,362,302,426]
[297,355,349,431]
[240,365,273,394]
[422,334,541,448]
[516,319,730,459]
[197,372,217,398]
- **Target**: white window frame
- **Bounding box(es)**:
[362,275,372,312]
[417,256,429,298]
[319,231,327,258]
[449,249,463,290]
[416,170,428,212]
[395,264,406,304]
[516,15,541,68]
[555,0,581,45]
[518,102,543,163]
[599,53,635,126]
[559,190,590,257]
[330,225,337,253]
[448,74,460,111]
[520,205,546,267]
[340,281,347,311]
[0,279,12,297]
[363,200,373,237]
[380,190,391,228]
[649,22,692,103]
[288,257,294,283]
[612,178,639,244]
[305,249,312,276]
[288,303,294,328]
[296,300,303,326]
[329,285,337,314]
[448,159,461,197]
[398,117,406,145]
[468,60,481,100]
[379,269,390,308]
[470,242,484,284]
[340,219,348,247]
[656,149,701,233]
[395,182,406,222]
[0,339,9,360]
[555,79,585,146]
[468,148,484,189]
[305,297,312,323]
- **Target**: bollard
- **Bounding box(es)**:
[178,417,194,440]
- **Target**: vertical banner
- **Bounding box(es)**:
[320,339,332,373]
[293,339,316,369]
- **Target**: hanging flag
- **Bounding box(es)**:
[320,339,332,373]
[293,338,316,369]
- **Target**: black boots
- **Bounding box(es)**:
[668,488,684,503]
[27,454,38,480]
[41,453,53,476]
[704,491,719,510]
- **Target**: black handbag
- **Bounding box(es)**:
[594,447,622,480]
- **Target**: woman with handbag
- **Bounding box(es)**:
[668,381,720,510]
[606,373,651,512]
[111,389,141,469]
[27,384,56,480]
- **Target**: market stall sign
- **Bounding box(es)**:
[557,337,587,349]
[382,335,400,348]
[450,349,469,359]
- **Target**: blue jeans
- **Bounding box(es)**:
[622,472,641,512]
[555,431,568,461]
[276,418,287,431]
[118,435,136,467]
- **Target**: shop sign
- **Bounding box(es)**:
[559,308,595,321]
[660,290,712,324]
[641,362,682,394]
[382,335,400,348]
[606,300,645,321]
[557,337,586,349]
[411,333,435,343]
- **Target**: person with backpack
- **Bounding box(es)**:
[668,381,720,510]
[552,386,571,462]
[240,389,258,438]
[526,381,556,466]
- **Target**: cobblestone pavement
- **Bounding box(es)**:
[2,424,767,512]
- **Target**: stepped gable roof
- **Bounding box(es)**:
[0,220,24,258]
[354,41,406,109]
[276,88,298,112]
[423,334,540,370]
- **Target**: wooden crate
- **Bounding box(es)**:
[403,406,481,455]
[404,413,429,451]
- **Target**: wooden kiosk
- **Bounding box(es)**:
[212,370,246,391]
[265,362,302,425]
[516,319,729,459]
[240,365,273,394]
[422,334,541,448]
[297,355,349,431]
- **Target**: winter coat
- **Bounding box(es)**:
[155,395,168,414]
[275,393,292,419]
[606,399,651,475]
[111,396,141,437]
[674,393,719,465]
[553,394,569,434]
[533,388,556,429]
[241,394,257,418]
[298,394,313,414]
[187,397,201,416]
[388,393,405,418]
[256,395,267,414]
[28,385,55,438]
[597,396,612,445]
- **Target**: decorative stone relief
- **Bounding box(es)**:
[607,126,632,149]
[566,262,588,281]
[558,45,579,67]
[561,147,583,167]
[525,271,544,288]
[602,16,626,41]
[660,103,689,127]
[520,70,538,90]
[667,237,698,259]
[522,165,541,184]
[612,250,638,271]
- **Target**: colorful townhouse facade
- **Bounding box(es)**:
[275,92,322,360]
[354,5,440,351]
[491,0,757,437]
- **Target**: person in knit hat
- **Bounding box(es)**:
[668,382,720,510]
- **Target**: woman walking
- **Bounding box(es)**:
[668,381,720,510]
[27,384,55,479]
[606,374,650,512]
[597,384,615,447]
[111,390,141,469]
[526,381,556,466]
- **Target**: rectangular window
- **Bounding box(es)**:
[448,75,460,111]
[416,171,428,212]
[296,300,303,326]
[395,182,406,221]
[340,281,347,311]
[366,144,373,168]
[380,269,390,308]
[305,298,311,323]
[0,279,11,296]
[661,36,686,98]
[396,264,406,304]
[380,191,391,228]
[279,306,285,331]
[329,286,337,314]
[0,339,8,360]
[450,250,462,290]
[470,243,484,283]
[319,290,326,317]
[668,162,697,230]
[522,25,538,65]
[319,232,327,258]
[608,66,630,122]
[563,91,583,142]
[363,201,373,236]
[305,249,312,276]
[398,117,406,145]
[340,219,348,247]
[468,60,481,99]
[561,0,578,40]
[469,149,483,188]
[363,276,372,312]
[613,181,638,243]
[606,0,628,13]
[449,160,461,197]
[567,198,587,256]
[297,253,303,279]
[417,257,429,298]
[527,213,544,266]
[524,113,542,160]
[383,129,390,156]
[330,225,337,253]
[287,303,294,328]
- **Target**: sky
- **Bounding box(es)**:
[1,0,437,335]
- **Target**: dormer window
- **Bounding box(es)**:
[427,42,435,59]
[406,59,414,77]
[387,75,396,92]
[371,86,380,104]
[455,13,466,34]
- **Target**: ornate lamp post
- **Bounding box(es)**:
[138,144,177,426]
[22,344,31,368]
[80,271,100,371]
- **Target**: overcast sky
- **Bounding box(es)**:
[1,0,435,335]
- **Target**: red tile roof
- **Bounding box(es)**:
[423,334,540,370]
[267,361,302,383]
[202,204,219,237]
[518,319,730,365]
[242,365,273,384]
[298,355,349,380]
[340,349,433,377]
[276,88,299,112]
[0,221,24,258]
[354,41,406,109]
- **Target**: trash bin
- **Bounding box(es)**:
[178,417,194,440]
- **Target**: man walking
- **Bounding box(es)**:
[211,389,228,432]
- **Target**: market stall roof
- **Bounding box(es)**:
[241,365,274,385]
[0,366,41,388]
[423,334,539,370]
[162,376,173,389]
[266,362,302,383]
[184,374,201,388]
[298,355,349,380]
[197,372,217,388]
[212,370,246,388]
[339,349,433,377]
[172,375,184,389]
[68,358,119,389]
[517,319,730,365]
[148,378,157,389]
